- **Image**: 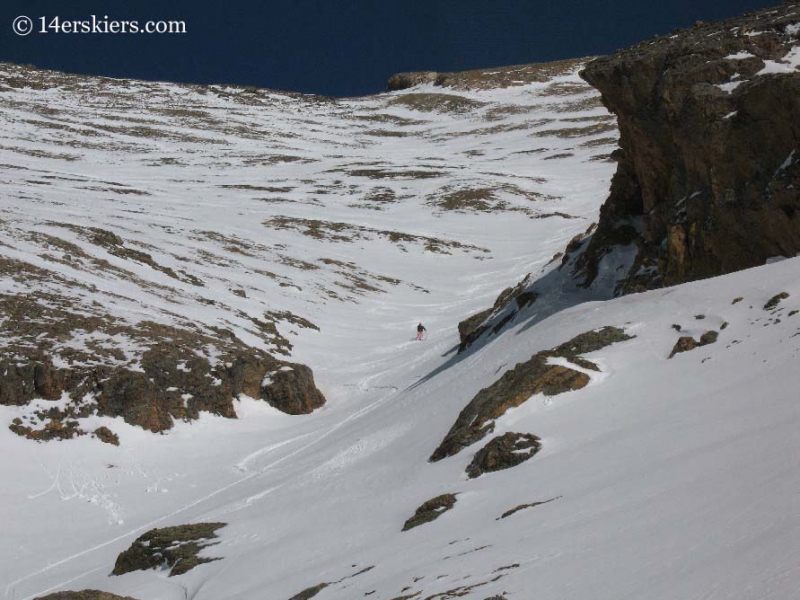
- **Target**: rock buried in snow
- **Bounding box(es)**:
[35,592,139,600]
[670,336,699,356]
[764,292,790,311]
[466,432,542,479]
[287,566,375,600]
[497,497,560,520]
[112,523,226,577]
[430,327,633,461]
[669,330,719,358]
[402,494,457,531]
[92,427,119,446]
[287,584,328,600]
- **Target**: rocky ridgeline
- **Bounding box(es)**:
[457,1,800,352]
[1,259,325,442]
[387,58,591,92]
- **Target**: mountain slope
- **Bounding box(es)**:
[0,58,619,598]
[0,19,799,600]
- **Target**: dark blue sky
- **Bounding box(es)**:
[0,0,777,97]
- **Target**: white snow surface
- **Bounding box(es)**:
[1,62,799,600]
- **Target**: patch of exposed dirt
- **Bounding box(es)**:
[532,122,617,139]
[218,183,295,193]
[341,167,448,180]
[46,224,202,286]
[388,93,486,114]
[264,216,489,256]
[425,183,552,215]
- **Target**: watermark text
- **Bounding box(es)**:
[13,15,186,36]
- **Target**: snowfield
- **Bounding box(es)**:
[1,60,799,600]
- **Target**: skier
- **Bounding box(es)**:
[416,323,427,341]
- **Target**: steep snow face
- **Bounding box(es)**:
[2,59,797,600]
[5,254,800,600]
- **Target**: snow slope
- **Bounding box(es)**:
[1,60,799,600]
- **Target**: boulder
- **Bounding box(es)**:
[112,523,226,577]
[387,71,438,91]
[669,330,719,358]
[764,292,790,310]
[466,432,542,479]
[402,494,457,531]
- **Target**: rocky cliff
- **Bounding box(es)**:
[577,1,800,292]
[457,1,800,352]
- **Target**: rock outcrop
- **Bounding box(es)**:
[576,2,800,292]
[387,71,439,91]
[669,330,719,358]
[466,432,542,479]
[431,327,632,461]
[497,497,559,520]
[764,291,790,310]
[0,285,325,441]
[112,523,226,577]
[449,3,800,355]
[287,584,329,600]
[387,58,591,92]
[35,592,139,600]
[402,494,457,531]
[457,276,534,352]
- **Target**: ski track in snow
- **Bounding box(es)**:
[7,360,416,599]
